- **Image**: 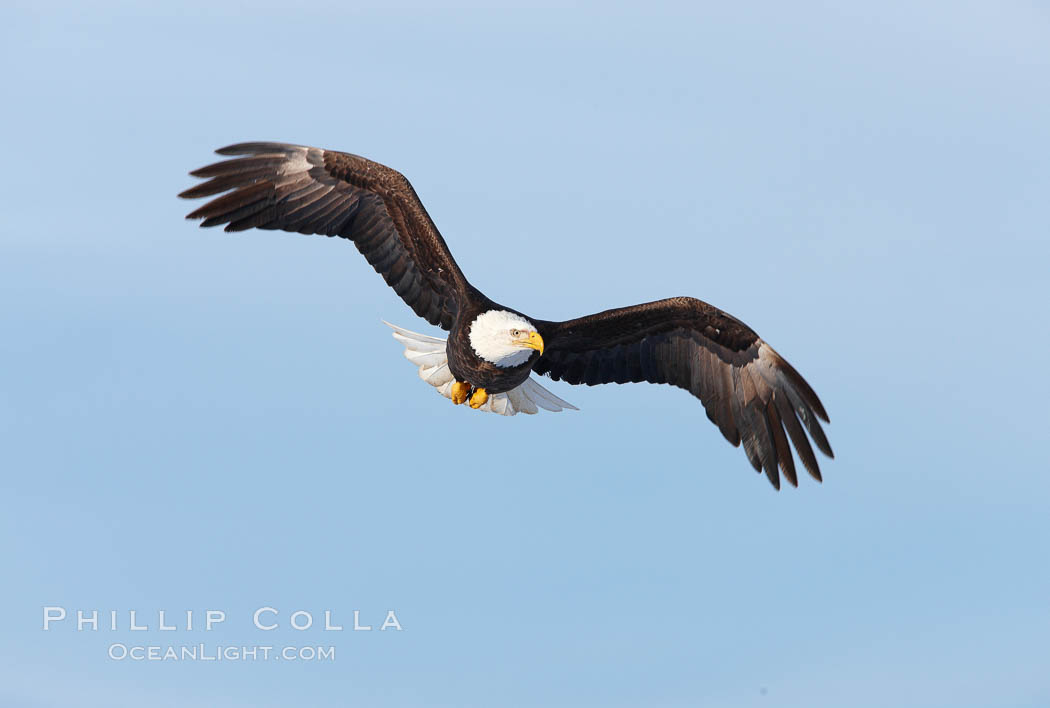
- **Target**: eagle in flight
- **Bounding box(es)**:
[180,142,833,489]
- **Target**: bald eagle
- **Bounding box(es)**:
[180,142,833,489]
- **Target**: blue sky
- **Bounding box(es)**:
[2,1,1048,706]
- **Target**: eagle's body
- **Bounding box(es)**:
[180,142,834,489]
[446,299,540,395]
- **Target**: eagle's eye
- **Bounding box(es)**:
[510,329,521,338]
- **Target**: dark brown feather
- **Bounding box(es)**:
[179,142,477,330]
[767,397,797,488]
[534,297,833,488]
[774,393,821,482]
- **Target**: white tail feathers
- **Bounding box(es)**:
[383,322,578,416]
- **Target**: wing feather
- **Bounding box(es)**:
[774,393,822,482]
[767,397,798,488]
[534,297,833,488]
[180,142,478,329]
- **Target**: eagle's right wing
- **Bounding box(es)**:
[179,142,474,330]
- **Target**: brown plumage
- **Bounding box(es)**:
[180,141,833,489]
[179,142,474,329]
[533,298,832,488]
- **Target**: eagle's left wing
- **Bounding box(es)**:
[533,297,833,489]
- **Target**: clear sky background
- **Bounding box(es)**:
[2,1,1048,706]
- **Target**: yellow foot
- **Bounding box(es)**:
[468,388,489,409]
[451,381,471,405]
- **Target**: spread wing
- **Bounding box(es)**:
[179,142,475,330]
[534,297,833,489]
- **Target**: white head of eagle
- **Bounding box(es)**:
[468,310,545,367]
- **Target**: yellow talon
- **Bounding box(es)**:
[451,381,471,405]
[468,388,489,409]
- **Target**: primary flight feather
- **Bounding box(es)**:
[180,141,833,489]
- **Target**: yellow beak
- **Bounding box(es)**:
[521,331,545,355]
